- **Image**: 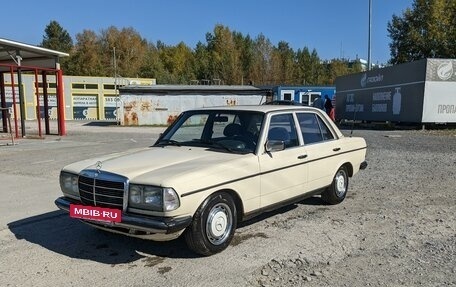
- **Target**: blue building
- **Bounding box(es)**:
[270,86,336,106]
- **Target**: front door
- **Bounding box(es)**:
[258,113,308,208]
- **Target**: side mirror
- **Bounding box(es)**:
[265,140,285,152]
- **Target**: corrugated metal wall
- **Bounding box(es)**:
[119,93,265,126]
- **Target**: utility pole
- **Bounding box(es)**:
[368,0,372,71]
[113,47,119,125]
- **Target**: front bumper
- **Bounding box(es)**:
[55,196,192,235]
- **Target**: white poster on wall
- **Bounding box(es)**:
[422,82,456,123]
[72,95,98,119]
[73,95,97,107]
[104,96,119,107]
[4,86,20,103]
[38,94,57,106]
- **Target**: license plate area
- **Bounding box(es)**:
[70,204,122,223]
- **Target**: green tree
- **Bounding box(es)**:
[233,33,255,85]
[40,20,73,72]
[270,41,295,84]
[388,0,456,64]
[295,48,322,85]
[158,41,195,84]
[40,20,73,52]
[66,29,104,76]
[99,26,148,77]
[193,41,211,82]
[206,25,242,85]
[100,26,148,77]
[139,42,165,81]
[54,22,363,84]
[251,34,273,85]
[324,59,350,85]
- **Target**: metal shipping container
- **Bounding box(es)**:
[335,58,456,124]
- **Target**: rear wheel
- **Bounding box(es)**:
[185,192,237,256]
[322,166,349,205]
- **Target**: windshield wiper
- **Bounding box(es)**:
[155,139,181,147]
[208,140,234,152]
[193,139,234,152]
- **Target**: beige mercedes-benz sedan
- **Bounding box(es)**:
[55,105,367,255]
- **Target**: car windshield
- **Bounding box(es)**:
[155,110,265,154]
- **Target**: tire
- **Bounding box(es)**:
[321,166,349,205]
[185,192,237,256]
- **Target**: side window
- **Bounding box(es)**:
[268,113,298,148]
[317,116,334,141]
[297,113,335,144]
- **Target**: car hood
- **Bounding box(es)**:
[62,146,257,193]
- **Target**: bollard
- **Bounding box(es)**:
[0,107,14,145]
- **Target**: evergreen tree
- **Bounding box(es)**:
[40,20,73,52]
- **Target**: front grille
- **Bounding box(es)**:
[78,170,127,209]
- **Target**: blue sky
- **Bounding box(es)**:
[1,0,413,64]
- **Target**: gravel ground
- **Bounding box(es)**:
[0,121,455,287]
[250,127,456,287]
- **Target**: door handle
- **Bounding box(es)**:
[333,147,341,152]
[298,155,307,159]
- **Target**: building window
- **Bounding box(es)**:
[72,83,98,90]
[85,84,98,90]
[37,82,57,89]
[72,83,85,89]
[103,84,115,90]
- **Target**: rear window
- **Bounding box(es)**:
[297,113,334,144]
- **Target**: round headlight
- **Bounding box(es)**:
[70,176,78,193]
[60,172,79,196]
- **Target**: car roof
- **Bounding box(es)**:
[188,105,321,114]
[263,100,302,106]
[185,104,344,139]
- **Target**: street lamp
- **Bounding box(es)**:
[113,47,120,125]
[368,0,372,70]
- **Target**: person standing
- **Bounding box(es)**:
[324,95,333,116]
[312,95,324,110]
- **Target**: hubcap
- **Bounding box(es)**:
[206,203,232,245]
[335,170,347,197]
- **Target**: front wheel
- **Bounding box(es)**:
[321,166,349,205]
[185,192,237,256]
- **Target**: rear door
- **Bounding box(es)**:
[296,112,340,191]
[258,112,309,208]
